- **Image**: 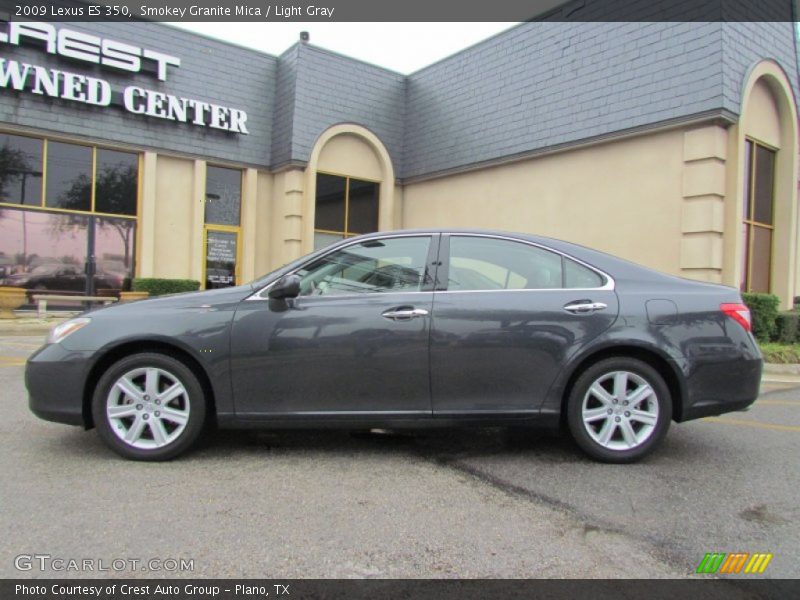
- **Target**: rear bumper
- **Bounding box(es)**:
[677,355,762,422]
[26,343,93,427]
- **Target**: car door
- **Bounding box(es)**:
[430,234,619,416]
[55,266,83,291]
[230,234,439,418]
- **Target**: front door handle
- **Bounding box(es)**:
[563,301,608,314]
[381,307,430,321]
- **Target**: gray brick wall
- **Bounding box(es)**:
[721,22,799,114]
[0,22,276,168]
[270,45,299,168]
[403,22,729,179]
[289,45,406,175]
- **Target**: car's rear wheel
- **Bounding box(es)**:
[567,357,671,463]
[92,353,207,461]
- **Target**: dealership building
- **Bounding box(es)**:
[0,19,798,306]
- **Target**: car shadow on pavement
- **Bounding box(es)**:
[197,426,587,463]
[35,419,711,466]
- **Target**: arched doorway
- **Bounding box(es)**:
[303,124,396,254]
[728,60,798,307]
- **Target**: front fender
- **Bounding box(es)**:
[62,303,239,418]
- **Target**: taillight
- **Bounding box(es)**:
[720,303,752,332]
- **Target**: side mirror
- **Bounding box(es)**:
[268,274,301,300]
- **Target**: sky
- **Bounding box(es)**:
[167,23,518,74]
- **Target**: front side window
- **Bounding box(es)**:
[741,140,775,293]
[447,236,605,291]
[314,173,379,250]
[296,236,430,297]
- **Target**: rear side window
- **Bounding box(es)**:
[446,236,605,291]
[564,258,605,288]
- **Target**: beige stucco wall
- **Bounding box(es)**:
[253,171,273,277]
[680,124,728,283]
[742,79,782,147]
[268,168,304,271]
[317,133,383,180]
[152,155,194,279]
[402,129,686,276]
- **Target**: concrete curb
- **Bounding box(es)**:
[0,319,66,337]
[762,362,800,375]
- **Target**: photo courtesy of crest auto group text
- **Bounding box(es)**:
[0,0,798,597]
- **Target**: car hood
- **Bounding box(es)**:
[87,284,255,315]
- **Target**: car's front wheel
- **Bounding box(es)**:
[92,353,207,461]
[567,357,671,463]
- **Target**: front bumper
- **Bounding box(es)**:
[26,343,94,427]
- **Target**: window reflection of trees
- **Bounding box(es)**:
[0,138,43,206]
[51,160,137,277]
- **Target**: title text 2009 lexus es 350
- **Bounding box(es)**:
[26,229,762,462]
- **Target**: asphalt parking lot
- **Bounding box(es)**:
[1,335,798,580]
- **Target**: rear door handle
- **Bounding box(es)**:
[381,307,429,321]
[563,301,608,314]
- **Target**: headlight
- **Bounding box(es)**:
[47,317,92,344]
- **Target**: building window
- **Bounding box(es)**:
[314,173,379,250]
[45,141,93,211]
[204,166,242,289]
[741,140,776,293]
[0,133,43,206]
[0,133,139,297]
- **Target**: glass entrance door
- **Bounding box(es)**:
[204,227,239,289]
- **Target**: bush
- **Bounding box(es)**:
[759,342,800,364]
[131,278,200,297]
[742,292,780,343]
[774,311,800,344]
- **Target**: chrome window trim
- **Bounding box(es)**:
[247,231,615,301]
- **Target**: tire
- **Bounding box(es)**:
[92,353,207,461]
[566,357,672,463]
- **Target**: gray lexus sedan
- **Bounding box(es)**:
[26,229,762,462]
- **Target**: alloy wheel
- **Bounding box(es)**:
[106,367,191,450]
[580,370,659,451]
